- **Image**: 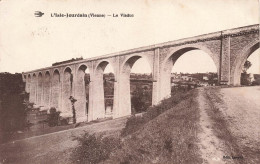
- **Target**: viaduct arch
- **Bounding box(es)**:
[22,24,259,122]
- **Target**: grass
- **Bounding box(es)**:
[121,90,192,137]
[204,88,260,164]
[107,89,202,163]
[71,89,203,163]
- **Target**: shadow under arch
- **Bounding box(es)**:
[37,72,43,105]
[51,69,61,110]
[26,74,31,93]
[52,69,60,79]
[95,60,115,74]
[30,73,37,103]
[44,70,50,77]
[232,41,259,85]
[28,74,31,80]
[43,71,51,107]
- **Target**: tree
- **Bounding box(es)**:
[241,60,252,85]
[131,85,152,114]
[242,60,252,73]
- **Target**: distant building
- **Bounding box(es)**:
[199,81,209,87]
[203,76,209,81]
[181,76,193,81]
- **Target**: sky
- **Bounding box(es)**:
[0,0,259,74]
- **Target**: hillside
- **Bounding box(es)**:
[104,87,260,164]
[105,89,202,163]
[1,87,259,164]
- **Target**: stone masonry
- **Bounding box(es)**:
[22,24,259,122]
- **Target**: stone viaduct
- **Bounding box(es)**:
[22,24,259,122]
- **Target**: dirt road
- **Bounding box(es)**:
[0,117,127,164]
[197,88,226,164]
[198,86,260,164]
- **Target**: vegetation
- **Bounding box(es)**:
[122,89,189,136]
[252,79,260,85]
[108,89,201,163]
[131,85,152,114]
[47,107,60,127]
[240,73,252,85]
[71,89,202,163]
[70,133,121,164]
[0,73,26,143]
[242,60,252,73]
[241,60,252,85]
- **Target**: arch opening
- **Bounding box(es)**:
[62,67,73,117]
[103,62,115,118]
[92,61,115,120]
[43,71,51,108]
[238,42,260,86]
[120,56,152,116]
[30,74,37,103]
[26,74,31,93]
[37,72,43,105]
[162,48,218,98]
[52,70,60,110]
[75,64,90,122]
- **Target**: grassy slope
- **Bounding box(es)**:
[106,89,203,164]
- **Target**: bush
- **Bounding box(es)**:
[59,117,69,126]
[251,80,260,86]
[240,73,252,85]
[47,107,60,127]
[70,133,121,164]
[131,88,152,114]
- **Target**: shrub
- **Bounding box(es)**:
[70,133,121,164]
[251,80,260,86]
[47,107,60,127]
[131,88,152,114]
[240,72,252,86]
[59,117,69,126]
